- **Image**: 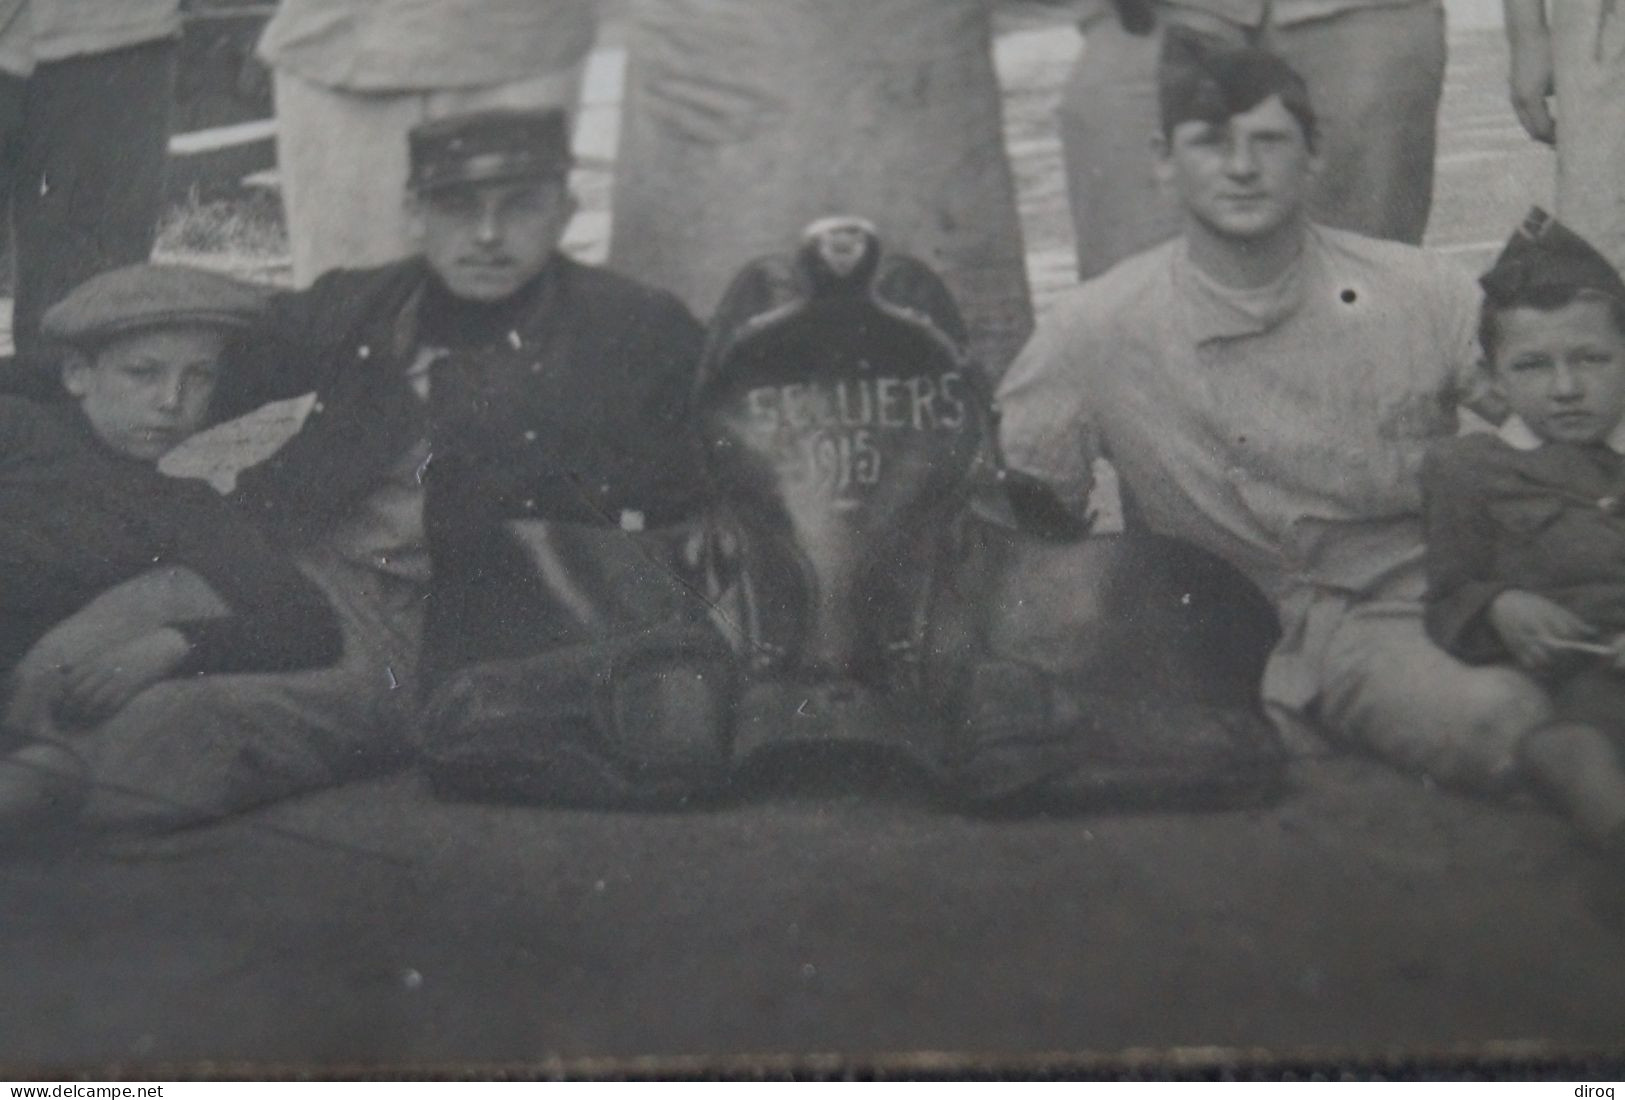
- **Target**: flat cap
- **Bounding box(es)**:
[1158,23,1315,141]
[41,263,269,349]
[408,108,573,193]
[1480,206,1625,306]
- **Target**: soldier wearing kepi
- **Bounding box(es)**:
[59,108,705,830]
[998,30,1554,796]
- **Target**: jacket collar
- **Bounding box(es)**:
[1173,231,1311,345]
[409,253,569,352]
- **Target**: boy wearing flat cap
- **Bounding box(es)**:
[1424,210,1625,898]
[0,264,342,833]
[998,31,1552,797]
[77,107,711,824]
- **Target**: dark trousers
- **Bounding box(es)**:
[0,39,176,361]
[1555,667,1625,744]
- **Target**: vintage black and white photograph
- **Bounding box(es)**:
[1,0,1624,1079]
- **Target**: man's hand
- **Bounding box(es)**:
[54,628,191,729]
[1505,0,1557,144]
[1489,589,1597,669]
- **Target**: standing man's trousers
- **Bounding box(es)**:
[0,39,176,360]
[1551,0,1625,274]
[1058,3,1445,280]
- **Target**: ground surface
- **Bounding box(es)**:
[6,7,1623,1077]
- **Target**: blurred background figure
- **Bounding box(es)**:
[1058,0,1447,280]
[1503,0,1625,273]
[0,0,181,363]
[256,0,597,287]
[610,0,1033,373]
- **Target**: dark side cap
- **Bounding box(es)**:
[1158,23,1314,140]
[1480,207,1625,306]
[408,108,573,193]
[41,263,268,350]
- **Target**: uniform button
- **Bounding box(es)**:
[311,400,325,414]
[357,344,371,360]
[523,430,537,443]
[523,498,537,512]
[507,330,523,350]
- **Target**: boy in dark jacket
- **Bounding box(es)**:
[0,264,342,833]
[1423,209,1625,886]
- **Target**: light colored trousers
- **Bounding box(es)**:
[1058,2,1446,279]
[1552,0,1625,274]
[17,553,424,832]
[272,66,586,287]
[1307,600,1553,795]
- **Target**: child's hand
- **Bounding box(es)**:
[54,628,191,729]
[1488,589,1598,670]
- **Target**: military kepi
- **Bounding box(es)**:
[1480,206,1625,306]
[1158,23,1315,142]
[41,263,268,349]
[408,108,573,193]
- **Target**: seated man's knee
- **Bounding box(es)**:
[1440,665,1554,792]
[1457,665,1554,732]
[76,674,372,832]
[72,681,234,830]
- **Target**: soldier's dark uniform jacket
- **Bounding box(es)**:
[214,253,707,686]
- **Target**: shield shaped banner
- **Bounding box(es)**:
[698,229,989,690]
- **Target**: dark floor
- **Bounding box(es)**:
[3,748,1622,1072]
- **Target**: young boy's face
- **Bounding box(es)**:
[62,325,225,462]
[1492,297,1625,447]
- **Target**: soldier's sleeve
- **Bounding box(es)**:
[212,273,351,420]
[163,486,344,676]
[994,297,1100,520]
[626,292,709,526]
